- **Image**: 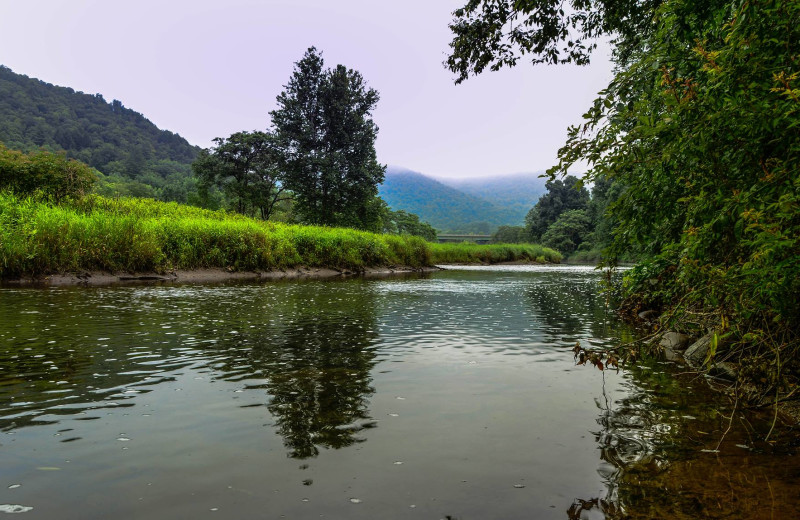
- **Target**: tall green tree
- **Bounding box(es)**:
[192,131,286,220]
[271,47,385,229]
[491,225,527,244]
[524,175,589,240]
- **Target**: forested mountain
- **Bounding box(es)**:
[0,65,201,201]
[379,166,526,233]
[438,173,547,222]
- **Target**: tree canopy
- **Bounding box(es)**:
[524,175,589,240]
[192,131,287,220]
[0,143,95,202]
[271,47,386,229]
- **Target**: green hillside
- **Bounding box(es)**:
[378,167,538,234]
[0,65,201,202]
[439,173,547,222]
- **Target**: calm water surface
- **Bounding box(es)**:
[1,265,798,519]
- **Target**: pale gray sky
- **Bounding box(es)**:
[0,0,613,178]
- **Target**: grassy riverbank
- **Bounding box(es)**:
[429,242,561,264]
[0,193,432,277]
[0,193,560,279]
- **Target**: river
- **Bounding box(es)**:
[1,265,798,519]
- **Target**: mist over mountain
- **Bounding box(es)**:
[438,173,548,221]
[379,166,543,233]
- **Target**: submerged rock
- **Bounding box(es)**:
[663,346,684,363]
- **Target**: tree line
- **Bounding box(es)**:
[490,175,622,262]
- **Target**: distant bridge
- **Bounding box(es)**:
[436,234,493,245]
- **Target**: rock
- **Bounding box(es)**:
[638,309,659,321]
[663,346,684,363]
[659,332,691,351]
[710,362,737,381]
[684,334,713,368]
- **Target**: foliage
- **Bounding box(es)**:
[524,175,589,240]
[447,0,800,395]
[429,242,561,264]
[192,131,288,220]
[540,209,593,255]
[446,0,659,83]
[0,144,95,201]
[383,209,438,241]
[0,66,200,204]
[0,193,433,278]
[491,225,527,244]
[270,47,385,229]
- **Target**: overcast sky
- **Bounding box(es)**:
[0,0,613,178]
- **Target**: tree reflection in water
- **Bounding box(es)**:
[205,282,380,459]
[262,312,379,458]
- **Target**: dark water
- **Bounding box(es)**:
[0,265,798,519]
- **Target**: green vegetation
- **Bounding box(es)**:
[0,65,200,203]
[0,192,432,278]
[192,130,287,220]
[525,175,589,241]
[448,0,800,399]
[490,225,527,244]
[270,47,385,229]
[430,242,561,265]
[0,143,95,202]
[519,174,626,261]
[382,209,438,242]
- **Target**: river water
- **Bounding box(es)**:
[0,265,798,519]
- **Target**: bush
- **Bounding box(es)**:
[0,144,95,202]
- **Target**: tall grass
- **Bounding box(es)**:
[430,242,561,264]
[0,193,559,278]
[0,193,432,277]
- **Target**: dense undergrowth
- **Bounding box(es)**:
[0,193,559,278]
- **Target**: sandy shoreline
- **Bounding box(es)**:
[2,266,441,286]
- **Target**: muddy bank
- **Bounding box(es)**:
[3,266,441,286]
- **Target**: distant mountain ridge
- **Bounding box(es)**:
[438,172,548,221]
[0,65,199,169]
[378,166,545,233]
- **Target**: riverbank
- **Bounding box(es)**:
[630,310,800,428]
[429,242,561,264]
[3,266,440,286]
[0,193,433,278]
[0,193,560,283]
